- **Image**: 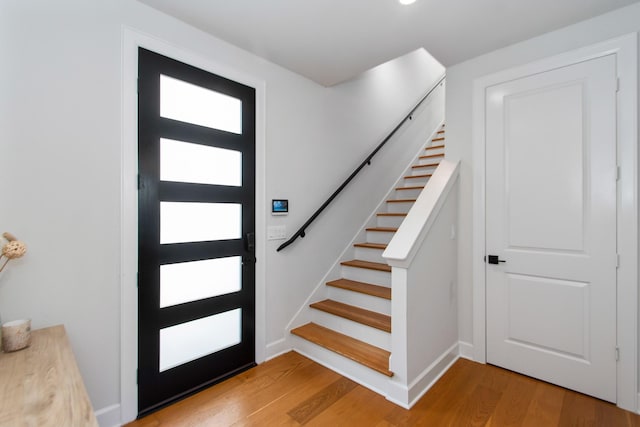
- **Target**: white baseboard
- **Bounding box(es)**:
[386,342,459,408]
[265,337,291,361]
[458,341,474,360]
[95,403,121,427]
[406,343,459,407]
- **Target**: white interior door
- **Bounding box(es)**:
[485,54,617,402]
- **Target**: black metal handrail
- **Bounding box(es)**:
[277,74,446,252]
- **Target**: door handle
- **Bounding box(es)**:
[244,232,255,252]
[487,255,506,265]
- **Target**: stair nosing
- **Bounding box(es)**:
[291,323,393,376]
[365,227,398,232]
[419,153,444,159]
[341,259,391,272]
[310,299,391,333]
[353,242,387,250]
[386,198,416,203]
[326,278,391,300]
[425,144,445,150]
[404,174,432,179]
[396,186,425,191]
[412,163,440,169]
[377,212,407,217]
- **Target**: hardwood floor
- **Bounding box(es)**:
[126,351,640,426]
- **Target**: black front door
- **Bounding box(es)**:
[137,48,256,416]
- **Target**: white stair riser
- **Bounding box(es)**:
[377,215,405,228]
[386,201,414,214]
[291,336,392,392]
[411,165,437,176]
[394,188,423,199]
[341,265,391,286]
[310,310,391,351]
[418,155,443,166]
[366,230,395,244]
[355,246,385,264]
[327,286,391,315]
[402,176,430,187]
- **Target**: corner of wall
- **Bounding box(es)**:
[458,341,474,360]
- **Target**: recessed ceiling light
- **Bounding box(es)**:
[398,0,416,4]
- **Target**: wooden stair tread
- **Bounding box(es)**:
[425,144,445,150]
[310,299,391,332]
[341,259,391,272]
[365,226,398,232]
[353,242,387,250]
[405,174,432,179]
[437,130,445,134]
[387,198,416,203]
[326,278,391,300]
[420,153,444,159]
[412,162,440,169]
[377,212,407,217]
[396,185,424,191]
[291,323,393,376]
[432,137,445,142]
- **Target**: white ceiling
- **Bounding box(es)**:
[138,0,640,86]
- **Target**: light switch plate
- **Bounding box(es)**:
[267,225,287,240]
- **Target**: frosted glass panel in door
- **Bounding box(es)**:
[160,138,241,186]
[160,202,241,244]
[160,75,242,134]
[159,309,242,372]
[160,257,242,308]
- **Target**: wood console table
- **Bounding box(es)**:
[0,325,98,426]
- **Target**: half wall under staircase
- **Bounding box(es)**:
[289,124,461,408]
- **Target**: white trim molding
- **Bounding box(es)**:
[472,33,638,412]
[458,341,474,360]
[95,404,121,427]
[387,342,460,409]
[120,27,267,424]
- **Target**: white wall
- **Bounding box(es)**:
[446,2,640,349]
[0,0,444,423]
[406,182,458,383]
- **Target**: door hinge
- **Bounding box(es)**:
[136,272,139,288]
[616,77,620,92]
[616,166,621,181]
[615,347,620,361]
[616,254,620,268]
[137,77,140,94]
[137,369,139,384]
[137,174,141,190]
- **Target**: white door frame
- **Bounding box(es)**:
[472,33,638,411]
[120,27,267,423]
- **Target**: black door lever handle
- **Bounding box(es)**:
[487,255,506,264]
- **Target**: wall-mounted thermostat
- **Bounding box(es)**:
[271,199,288,215]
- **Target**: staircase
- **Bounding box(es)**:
[291,124,446,387]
